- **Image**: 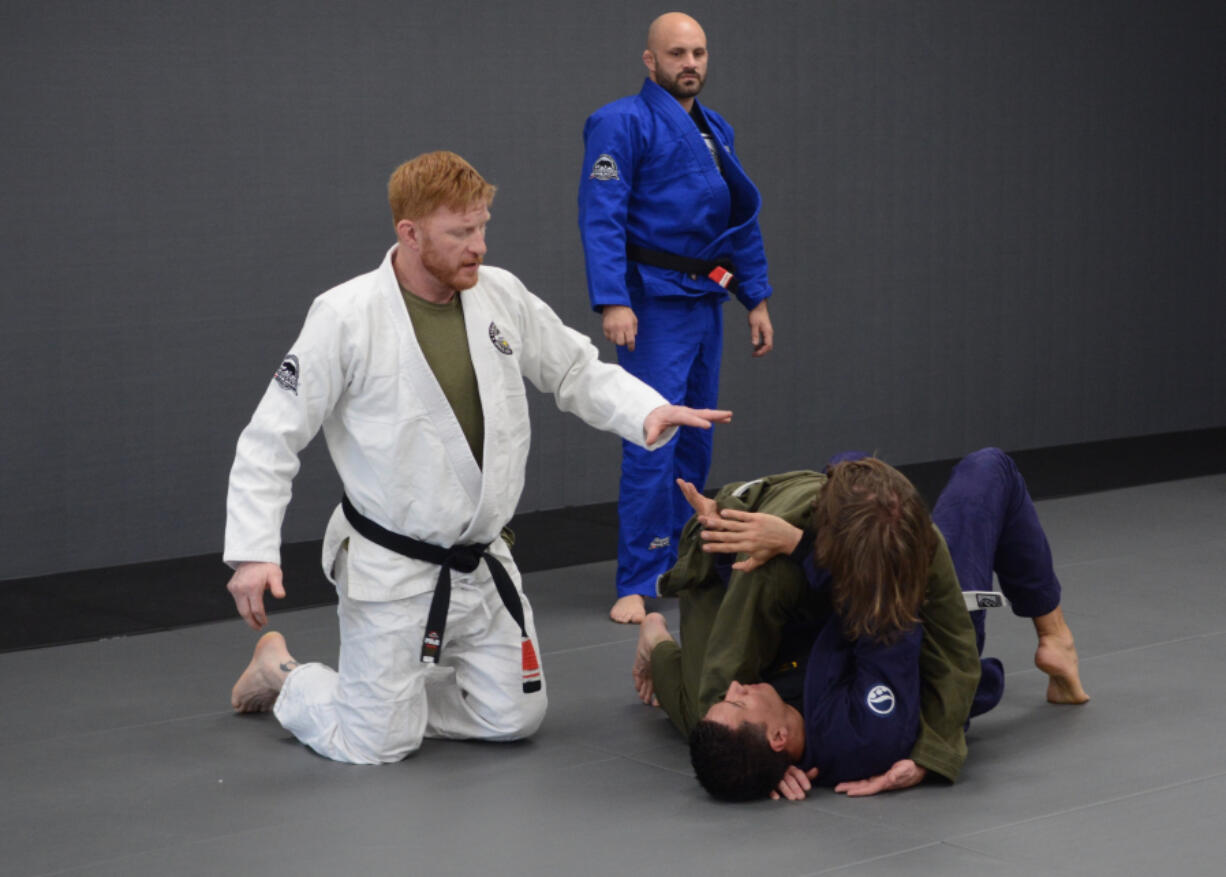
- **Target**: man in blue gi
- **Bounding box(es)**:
[579,12,776,623]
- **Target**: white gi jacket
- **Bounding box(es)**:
[225,246,672,602]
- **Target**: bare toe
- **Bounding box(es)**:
[610,594,647,624]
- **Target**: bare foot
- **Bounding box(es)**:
[610,593,647,624]
[1032,608,1090,705]
[632,612,675,705]
[231,631,297,713]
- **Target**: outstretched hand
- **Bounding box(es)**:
[771,766,818,801]
[643,405,732,445]
[226,561,286,631]
[833,759,927,797]
[699,509,804,571]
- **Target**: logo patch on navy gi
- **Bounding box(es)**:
[976,592,1005,608]
[488,322,513,355]
[649,536,671,550]
[274,354,300,395]
[866,684,896,716]
[590,154,620,181]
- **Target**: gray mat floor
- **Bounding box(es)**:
[4,475,1225,876]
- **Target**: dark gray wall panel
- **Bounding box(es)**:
[2,1,1222,578]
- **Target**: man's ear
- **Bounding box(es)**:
[768,725,789,753]
[395,219,418,249]
[642,49,656,78]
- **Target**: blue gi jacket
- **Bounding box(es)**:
[578,78,772,313]
[800,617,924,787]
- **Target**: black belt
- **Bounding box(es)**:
[626,243,737,291]
[341,495,542,693]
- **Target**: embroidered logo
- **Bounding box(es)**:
[274,354,300,395]
[649,536,671,550]
[590,154,620,181]
[976,592,1005,608]
[866,684,896,716]
[489,322,513,355]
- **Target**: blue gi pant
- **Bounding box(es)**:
[931,447,1063,717]
[615,295,723,597]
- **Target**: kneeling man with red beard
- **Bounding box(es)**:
[225,151,731,765]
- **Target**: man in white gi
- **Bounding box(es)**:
[226,151,731,765]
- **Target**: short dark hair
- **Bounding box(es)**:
[689,719,791,801]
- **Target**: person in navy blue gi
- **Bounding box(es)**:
[686,449,1089,801]
[578,12,776,623]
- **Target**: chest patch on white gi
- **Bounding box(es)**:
[589,154,620,181]
[274,353,300,395]
[866,684,896,716]
[488,322,513,355]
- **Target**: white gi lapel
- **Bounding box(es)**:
[379,249,484,510]
[455,278,513,543]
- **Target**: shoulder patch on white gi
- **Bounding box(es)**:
[274,353,300,395]
[866,684,896,716]
[488,322,513,355]
[589,154,620,181]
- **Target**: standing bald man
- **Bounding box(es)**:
[579,12,776,623]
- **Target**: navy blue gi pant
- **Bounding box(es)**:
[932,448,1062,715]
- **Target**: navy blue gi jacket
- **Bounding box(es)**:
[799,616,924,787]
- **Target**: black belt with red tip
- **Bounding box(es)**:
[340,495,542,694]
[626,243,737,291]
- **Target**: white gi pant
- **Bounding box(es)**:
[273,547,547,764]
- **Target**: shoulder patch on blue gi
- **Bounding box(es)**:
[488,322,513,355]
[866,684,896,716]
[589,154,620,181]
[274,353,300,395]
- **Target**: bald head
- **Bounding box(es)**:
[646,12,705,53]
[642,12,709,109]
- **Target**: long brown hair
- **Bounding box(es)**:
[814,457,935,643]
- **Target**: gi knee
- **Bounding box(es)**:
[337,697,427,764]
[514,689,549,738]
[958,447,1016,483]
[492,689,548,740]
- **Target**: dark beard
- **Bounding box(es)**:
[657,69,705,101]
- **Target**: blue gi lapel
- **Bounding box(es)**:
[639,79,763,262]
[639,78,726,201]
